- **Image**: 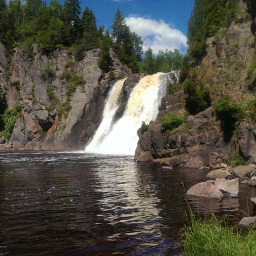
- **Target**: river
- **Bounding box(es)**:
[0,151,255,255]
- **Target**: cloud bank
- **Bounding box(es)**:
[125,16,187,54]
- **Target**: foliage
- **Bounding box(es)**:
[159,112,187,132]
[0,104,22,139]
[168,82,179,95]
[227,151,245,167]
[98,31,113,73]
[111,9,143,72]
[109,69,115,80]
[187,0,239,63]
[46,86,59,112]
[141,48,183,74]
[11,79,20,90]
[184,79,211,115]
[182,214,256,256]
[65,59,75,68]
[214,95,244,142]
[246,57,256,84]
[40,62,55,81]
[140,121,149,134]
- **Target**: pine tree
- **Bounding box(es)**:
[143,48,156,75]
[62,0,81,45]
[0,0,7,46]
[81,7,99,50]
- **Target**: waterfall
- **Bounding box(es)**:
[85,72,175,155]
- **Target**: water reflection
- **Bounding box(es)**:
[0,152,255,256]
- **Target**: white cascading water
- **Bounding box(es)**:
[85,72,173,155]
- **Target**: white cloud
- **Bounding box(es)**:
[125,16,187,54]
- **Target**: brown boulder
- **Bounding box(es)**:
[234,165,255,180]
[187,181,223,200]
[206,169,231,179]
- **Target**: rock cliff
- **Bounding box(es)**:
[0,44,131,150]
[135,2,256,169]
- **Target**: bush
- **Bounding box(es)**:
[11,79,20,91]
[214,95,244,142]
[159,112,187,132]
[0,104,22,139]
[140,121,149,134]
[184,79,211,115]
[40,62,55,81]
[227,151,245,167]
[65,59,75,69]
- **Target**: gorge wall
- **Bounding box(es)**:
[0,44,133,150]
[135,2,256,169]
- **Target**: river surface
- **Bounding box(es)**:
[0,151,255,256]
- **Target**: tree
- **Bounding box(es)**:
[143,48,156,75]
[0,0,8,46]
[24,0,45,21]
[111,9,143,72]
[81,7,99,50]
[62,0,81,45]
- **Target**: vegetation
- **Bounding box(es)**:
[11,79,20,90]
[182,214,256,256]
[140,121,149,134]
[214,95,244,142]
[159,112,187,132]
[40,62,55,81]
[0,104,22,139]
[227,151,245,167]
[140,48,183,74]
[187,0,239,64]
[184,78,211,115]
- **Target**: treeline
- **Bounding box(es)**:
[0,0,143,72]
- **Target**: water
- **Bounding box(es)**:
[0,151,255,256]
[85,73,173,155]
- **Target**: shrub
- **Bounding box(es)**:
[184,79,211,115]
[168,82,179,94]
[46,87,59,112]
[65,59,74,69]
[227,151,245,167]
[0,104,22,139]
[58,101,71,118]
[159,112,187,132]
[214,95,244,142]
[247,57,256,83]
[40,62,55,81]
[109,69,115,80]
[11,79,20,91]
[140,121,149,134]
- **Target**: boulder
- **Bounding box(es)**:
[238,217,256,228]
[187,181,223,200]
[234,165,255,180]
[215,178,239,197]
[206,169,231,179]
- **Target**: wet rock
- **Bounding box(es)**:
[234,166,255,180]
[206,169,231,179]
[187,181,223,200]
[238,217,256,228]
[215,178,239,197]
[0,136,6,144]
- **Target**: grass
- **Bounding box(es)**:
[159,111,187,132]
[181,214,256,256]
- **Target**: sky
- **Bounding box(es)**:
[76,0,195,54]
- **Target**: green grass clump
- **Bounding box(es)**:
[227,151,245,167]
[0,104,22,139]
[247,57,256,83]
[64,59,75,69]
[159,111,187,132]
[182,215,256,256]
[11,79,20,91]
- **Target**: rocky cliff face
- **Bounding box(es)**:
[0,44,131,150]
[135,3,256,169]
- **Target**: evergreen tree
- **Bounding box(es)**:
[143,48,156,75]
[62,0,81,45]
[81,7,99,50]
[98,31,112,73]
[111,9,142,72]
[0,0,8,47]
[24,0,44,21]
